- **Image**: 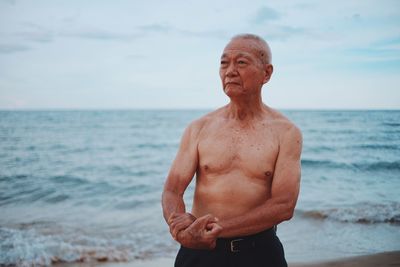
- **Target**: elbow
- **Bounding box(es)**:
[282,208,294,221]
[279,201,296,222]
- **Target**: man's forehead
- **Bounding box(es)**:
[222,39,260,58]
[220,50,254,59]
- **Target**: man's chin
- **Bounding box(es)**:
[224,87,245,97]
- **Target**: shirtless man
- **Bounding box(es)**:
[162,34,302,267]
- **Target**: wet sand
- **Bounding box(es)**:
[291,250,400,267]
[60,250,400,267]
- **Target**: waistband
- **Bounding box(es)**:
[215,226,277,253]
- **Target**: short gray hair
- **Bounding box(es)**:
[231,33,272,64]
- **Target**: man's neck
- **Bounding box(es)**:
[225,95,265,121]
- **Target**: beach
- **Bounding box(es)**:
[291,251,400,267]
[1,110,399,266]
[59,251,400,267]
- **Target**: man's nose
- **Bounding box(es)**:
[226,63,238,77]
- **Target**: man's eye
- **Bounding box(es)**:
[220,61,228,67]
[238,60,247,65]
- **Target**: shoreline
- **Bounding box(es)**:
[291,250,400,267]
[58,250,400,267]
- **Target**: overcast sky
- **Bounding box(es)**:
[0,0,399,109]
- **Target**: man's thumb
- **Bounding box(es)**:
[198,214,217,227]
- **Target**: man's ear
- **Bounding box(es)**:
[262,64,273,84]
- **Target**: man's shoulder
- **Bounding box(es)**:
[189,108,225,128]
[266,108,302,138]
[185,108,223,135]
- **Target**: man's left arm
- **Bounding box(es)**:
[218,124,303,238]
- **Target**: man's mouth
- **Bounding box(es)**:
[225,81,240,85]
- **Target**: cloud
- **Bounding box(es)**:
[346,36,400,60]
[251,6,281,24]
[7,22,55,43]
[314,36,400,73]
[261,25,310,41]
[138,24,172,33]
[65,30,144,42]
[0,44,30,54]
[292,2,315,9]
[61,13,80,24]
[342,38,400,72]
[125,54,146,60]
[177,28,227,39]
[375,36,400,48]
[352,13,361,20]
[6,23,145,45]
[3,18,227,56]
[15,30,53,43]
[0,0,16,5]
[137,23,227,40]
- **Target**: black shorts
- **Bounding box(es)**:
[174,227,287,267]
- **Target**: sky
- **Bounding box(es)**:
[0,0,399,110]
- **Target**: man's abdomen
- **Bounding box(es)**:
[191,173,270,220]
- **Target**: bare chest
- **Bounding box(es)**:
[197,124,279,179]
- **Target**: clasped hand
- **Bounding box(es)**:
[168,212,223,249]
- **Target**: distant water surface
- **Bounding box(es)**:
[0,110,399,266]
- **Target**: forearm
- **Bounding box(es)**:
[218,199,293,238]
[161,189,186,223]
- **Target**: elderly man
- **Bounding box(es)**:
[162,33,302,267]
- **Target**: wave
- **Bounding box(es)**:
[301,159,400,172]
[352,144,399,150]
[382,122,400,127]
[301,159,351,169]
[307,146,335,152]
[0,175,105,206]
[0,226,145,267]
[353,161,400,171]
[0,174,29,182]
[50,174,89,186]
[297,202,400,224]
[136,143,175,149]
[0,174,159,208]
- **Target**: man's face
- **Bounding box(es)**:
[219,38,271,98]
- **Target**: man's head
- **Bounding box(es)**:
[220,34,273,98]
[230,34,272,65]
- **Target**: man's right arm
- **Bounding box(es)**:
[162,122,199,224]
[162,120,222,249]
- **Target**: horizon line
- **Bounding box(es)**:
[0,107,399,111]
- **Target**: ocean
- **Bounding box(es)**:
[0,110,399,266]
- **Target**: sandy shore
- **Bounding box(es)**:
[291,251,400,267]
[59,250,400,267]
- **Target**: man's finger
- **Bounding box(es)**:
[205,218,219,230]
[205,223,223,237]
[196,214,218,228]
[172,221,188,238]
[171,215,195,230]
[170,215,197,239]
[168,212,196,226]
[168,212,179,225]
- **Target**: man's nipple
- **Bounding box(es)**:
[264,171,272,177]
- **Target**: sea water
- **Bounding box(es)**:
[0,110,399,266]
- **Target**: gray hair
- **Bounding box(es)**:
[231,33,272,64]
